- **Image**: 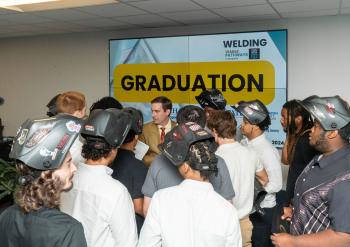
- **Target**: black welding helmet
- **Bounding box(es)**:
[46,94,61,117]
[298,95,350,131]
[158,122,214,167]
[232,99,270,126]
[81,108,132,147]
[195,89,227,110]
[10,114,83,170]
[122,107,143,135]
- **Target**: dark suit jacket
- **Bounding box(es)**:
[139,120,176,167]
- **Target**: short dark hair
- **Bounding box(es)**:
[82,137,113,161]
[176,105,206,127]
[207,110,236,139]
[90,96,123,113]
[257,116,271,131]
[151,96,172,112]
[122,130,136,144]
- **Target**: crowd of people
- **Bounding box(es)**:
[1,89,350,247]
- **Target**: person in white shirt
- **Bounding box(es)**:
[207,110,269,247]
[138,122,242,247]
[60,109,138,247]
[232,100,283,247]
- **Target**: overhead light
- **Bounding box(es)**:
[0,0,118,12]
[0,0,58,7]
[0,0,57,11]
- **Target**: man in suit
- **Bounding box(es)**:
[139,96,176,167]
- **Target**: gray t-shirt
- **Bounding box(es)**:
[142,154,235,200]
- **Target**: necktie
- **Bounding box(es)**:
[160,127,165,144]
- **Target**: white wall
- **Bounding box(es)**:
[0,14,349,136]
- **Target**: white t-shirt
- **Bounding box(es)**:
[70,136,85,165]
[216,142,263,219]
[138,179,242,247]
[60,163,138,247]
[242,133,283,208]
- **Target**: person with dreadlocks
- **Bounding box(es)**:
[272,96,350,247]
[280,99,319,206]
[138,122,242,247]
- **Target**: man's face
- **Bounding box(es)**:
[152,103,170,126]
[280,107,288,132]
[309,120,328,152]
[52,152,77,191]
[240,117,254,137]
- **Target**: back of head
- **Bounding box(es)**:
[187,140,218,179]
[151,96,172,111]
[207,110,237,139]
[122,107,144,144]
[158,122,215,167]
[89,96,123,114]
[176,105,206,127]
[232,99,271,131]
[56,91,86,115]
[81,108,132,147]
[195,88,227,110]
[46,94,61,117]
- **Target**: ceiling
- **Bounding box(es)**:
[0,0,349,39]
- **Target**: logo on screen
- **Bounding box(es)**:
[249,48,260,59]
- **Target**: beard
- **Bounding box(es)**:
[311,131,328,153]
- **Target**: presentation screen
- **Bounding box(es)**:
[109,30,287,148]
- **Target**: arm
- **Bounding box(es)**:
[138,194,162,247]
[225,207,242,247]
[212,156,235,201]
[110,189,138,247]
[61,223,87,247]
[262,149,283,194]
[134,198,144,217]
[281,140,289,165]
[256,168,269,187]
[271,229,350,247]
[143,196,152,216]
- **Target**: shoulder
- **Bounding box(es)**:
[153,185,180,200]
[170,120,177,128]
[0,205,19,222]
[143,122,157,130]
[29,208,84,231]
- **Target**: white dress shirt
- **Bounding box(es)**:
[60,163,138,247]
[70,137,85,165]
[216,142,263,219]
[243,133,282,208]
[138,179,242,247]
[157,118,172,136]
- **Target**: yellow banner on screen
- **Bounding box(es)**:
[113,61,275,105]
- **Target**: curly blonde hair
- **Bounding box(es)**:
[15,163,63,213]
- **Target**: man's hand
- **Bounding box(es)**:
[271,233,296,247]
[281,206,293,221]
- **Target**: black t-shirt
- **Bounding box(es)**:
[111,148,148,234]
[0,205,87,247]
[286,131,319,205]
